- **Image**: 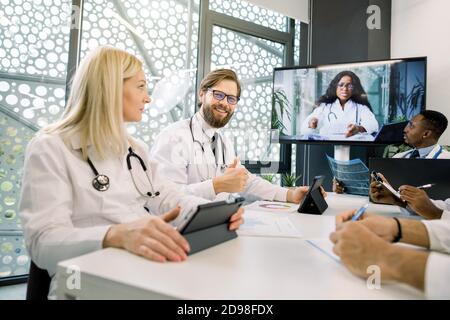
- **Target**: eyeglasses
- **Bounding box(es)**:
[207,88,240,105]
[337,83,354,90]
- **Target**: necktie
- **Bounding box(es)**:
[409,149,420,159]
[211,134,216,157]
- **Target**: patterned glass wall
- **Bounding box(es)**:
[209,0,288,32]
[80,0,200,145]
[0,113,36,231]
[294,21,301,66]
[0,0,72,280]
[0,233,29,278]
[211,26,284,163]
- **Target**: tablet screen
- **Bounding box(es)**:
[179,197,245,234]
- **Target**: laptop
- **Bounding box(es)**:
[373,121,408,143]
[369,158,450,200]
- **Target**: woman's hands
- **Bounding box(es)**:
[103,206,245,263]
[346,124,366,137]
[103,206,189,262]
[308,117,319,129]
[229,207,245,230]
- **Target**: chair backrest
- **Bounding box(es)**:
[26,261,51,300]
[383,143,412,158]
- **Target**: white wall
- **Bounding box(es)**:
[392,0,450,144]
[246,0,309,23]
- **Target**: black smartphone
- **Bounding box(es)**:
[371,171,384,184]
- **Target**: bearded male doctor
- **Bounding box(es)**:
[151,69,323,203]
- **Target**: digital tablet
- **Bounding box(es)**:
[297,175,328,215]
[178,197,245,234]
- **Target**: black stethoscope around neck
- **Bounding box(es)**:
[189,115,227,180]
[189,116,226,164]
[327,101,360,125]
[87,147,160,197]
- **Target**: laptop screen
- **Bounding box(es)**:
[373,121,408,143]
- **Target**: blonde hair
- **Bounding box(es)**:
[44,46,143,160]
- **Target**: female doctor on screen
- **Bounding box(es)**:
[19,46,244,293]
[300,71,379,137]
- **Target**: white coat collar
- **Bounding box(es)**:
[333,99,355,110]
[67,130,130,152]
[67,132,90,150]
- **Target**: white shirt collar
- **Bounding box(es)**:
[196,110,218,141]
[417,144,439,158]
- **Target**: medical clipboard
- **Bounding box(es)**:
[179,197,245,254]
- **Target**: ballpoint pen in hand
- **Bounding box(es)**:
[351,203,369,221]
[416,183,435,189]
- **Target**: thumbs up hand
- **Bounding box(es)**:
[212,158,249,194]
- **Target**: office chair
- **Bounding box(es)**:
[26,261,51,300]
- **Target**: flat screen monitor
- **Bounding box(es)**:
[271,57,427,144]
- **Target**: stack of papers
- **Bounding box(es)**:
[237,210,303,238]
[245,200,299,213]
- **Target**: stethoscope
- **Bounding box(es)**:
[327,102,360,125]
[87,147,160,197]
[405,146,442,159]
[189,115,227,181]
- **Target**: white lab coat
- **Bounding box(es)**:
[421,219,450,299]
[19,132,208,278]
[150,112,288,201]
[300,99,379,136]
[394,144,450,159]
[432,198,450,219]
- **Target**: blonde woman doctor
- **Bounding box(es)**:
[19,47,244,297]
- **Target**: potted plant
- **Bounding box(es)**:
[261,174,276,184]
[281,173,302,189]
[271,89,292,136]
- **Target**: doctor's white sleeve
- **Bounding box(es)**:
[420,219,450,299]
[359,105,379,134]
[425,252,450,299]
[150,131,217,200]
[431,199,450,220]
[143,157,211,227]
[421,219,450,254]
[243,172,288,202]
[19,136,111,276]
[300,106,323,134]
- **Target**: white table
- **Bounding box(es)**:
[56,193,424,300]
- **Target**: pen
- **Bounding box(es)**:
[416,184,435,189]
[351,203,369,221]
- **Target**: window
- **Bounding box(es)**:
[211,26,284,162]
[0,0,73,281]
[209,0,288,32]
[198,0,303,178]
[80,0,200,143]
